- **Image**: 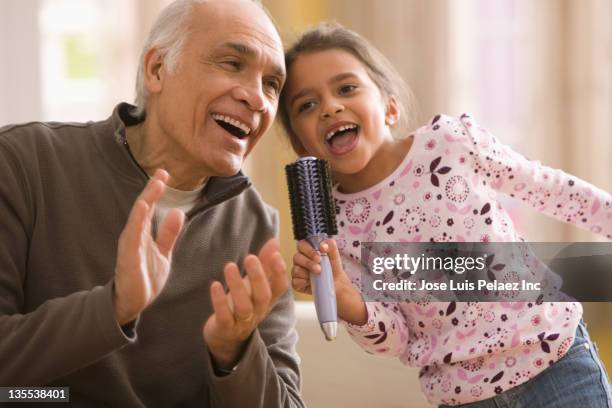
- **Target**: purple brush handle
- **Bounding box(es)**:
[307,234,337,326]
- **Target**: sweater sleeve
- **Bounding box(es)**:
[0,139,134,386]
[343,301,410,358]
[459,114,612,239]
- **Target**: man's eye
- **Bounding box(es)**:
[297,101,315,113]
[221,60,241,70]
[339,84,357,94]
[263,79,281,96]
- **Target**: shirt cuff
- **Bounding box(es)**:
[95,280,139,346]
[205,329,262,382]
[343,302,379,335]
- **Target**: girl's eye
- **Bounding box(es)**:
[297,101,316,113]
[339,84,357,94]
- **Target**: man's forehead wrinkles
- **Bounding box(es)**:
[216,35,285,78]
[222,41,255,56]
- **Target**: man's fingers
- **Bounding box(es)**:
[120,199,150,254]
[268,252,289,302]
[257,238,280,271]
[210,281,234,329]
[156,209,185,258]
[152,168,170,183]
[224,263,254,321]
[245,255,271,317]
[138,169,168,207]
[142,170,170,222]
[123,169,168,246]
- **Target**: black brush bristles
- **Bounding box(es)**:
[285,163,307,240]
[315,159,338,236]
[285,157,338,241]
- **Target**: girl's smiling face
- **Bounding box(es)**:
[284,48,400,187]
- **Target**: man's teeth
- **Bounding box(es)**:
[212,113,251,135]
[326,124,357,141]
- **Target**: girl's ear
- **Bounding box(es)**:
[384,95,400,128]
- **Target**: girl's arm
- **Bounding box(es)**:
[459,114,612,239]
[292,239,410,358]
[342,300,410,358]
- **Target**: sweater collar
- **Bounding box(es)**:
[96,102,252,214]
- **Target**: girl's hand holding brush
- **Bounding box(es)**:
[292,238,368,326]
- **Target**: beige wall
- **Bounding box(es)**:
[0,0,42,124]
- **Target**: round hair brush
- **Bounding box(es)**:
[285,157,338,341]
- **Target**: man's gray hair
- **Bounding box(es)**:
[133,0,266,118]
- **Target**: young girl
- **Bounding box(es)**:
[279,23,612,407]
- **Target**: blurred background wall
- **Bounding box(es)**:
[0,1,610,406]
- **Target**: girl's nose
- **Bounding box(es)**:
[321,103,344,119]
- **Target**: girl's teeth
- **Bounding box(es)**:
[326,124,357,140]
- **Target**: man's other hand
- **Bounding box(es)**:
[203,238,289,369]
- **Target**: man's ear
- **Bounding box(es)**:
[144,49,164,94]
[384,95,400,128]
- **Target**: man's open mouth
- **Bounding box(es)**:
[212,113,252,139]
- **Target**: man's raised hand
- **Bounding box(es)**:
[113,169,185,325]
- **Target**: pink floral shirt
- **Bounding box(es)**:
[333,114,612,405]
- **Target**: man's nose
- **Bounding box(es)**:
[233,80,266,113]
[320,101,344,119]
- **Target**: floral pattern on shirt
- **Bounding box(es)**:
[333,114,611,405]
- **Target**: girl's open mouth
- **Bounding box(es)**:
[325,124,359,155]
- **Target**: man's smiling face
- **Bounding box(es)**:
[149,0,285,179]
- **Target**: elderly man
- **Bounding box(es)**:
[0,0,303,406]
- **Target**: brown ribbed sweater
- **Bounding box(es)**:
[0,103,303,407]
